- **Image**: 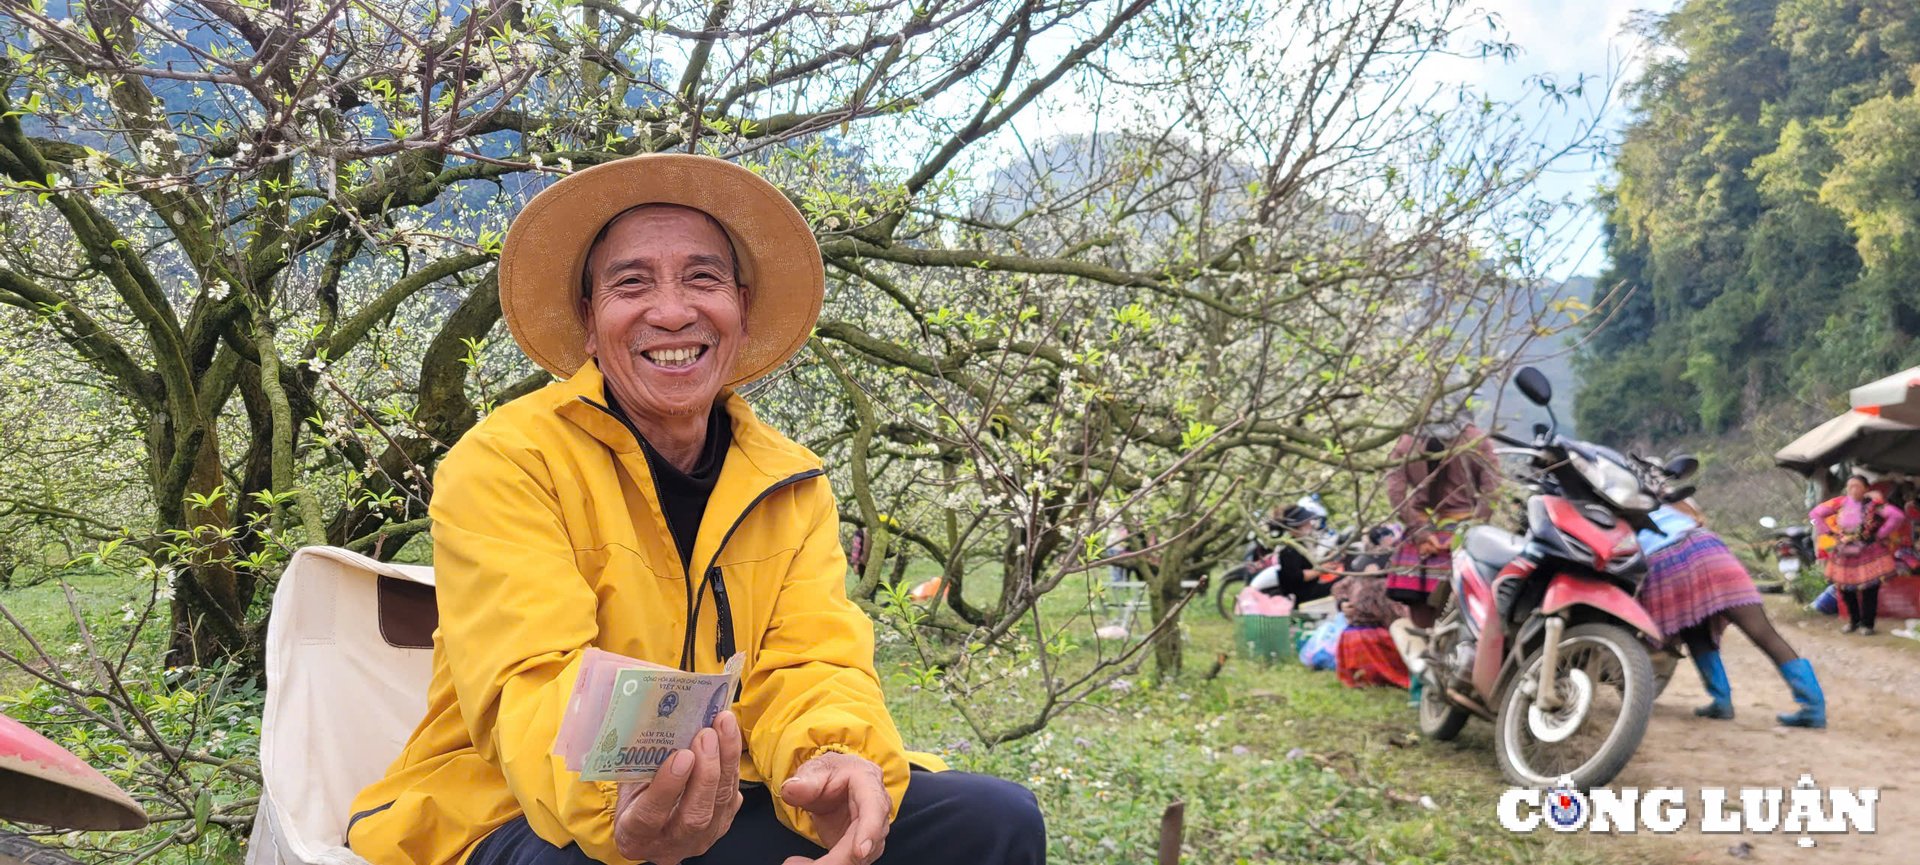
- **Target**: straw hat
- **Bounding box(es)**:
[499,154,824,383]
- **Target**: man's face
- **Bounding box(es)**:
[580,205,747,420]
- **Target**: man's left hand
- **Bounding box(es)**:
[777,751,890,865]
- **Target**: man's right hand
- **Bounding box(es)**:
[613,711,744,865]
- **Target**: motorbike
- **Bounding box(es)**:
[1214,495,1346,618]
[1757,516,1815,588]
[1413,366,1697,789]
[0,710,147,864]
[1214,535,1276,618]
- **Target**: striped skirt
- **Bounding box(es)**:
[1384,534,1452,605]
[1336,624,1410,689]
[1827,542,1897,588]
[1639,531,1762,644]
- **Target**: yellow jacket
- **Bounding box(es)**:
[347,360,938,865]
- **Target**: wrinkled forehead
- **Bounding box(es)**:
[585,203,741,273]
[580,203,746,298]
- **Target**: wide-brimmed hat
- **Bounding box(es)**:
[499,154,824,383]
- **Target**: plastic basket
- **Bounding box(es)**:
[1236,613,1296,662]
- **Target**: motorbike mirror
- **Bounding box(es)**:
[1759,516,1779,529]
[1514,367,1553,406]
[1532,422,1549,438]
[1663,454,1700,480]
[1661,485,1697,504]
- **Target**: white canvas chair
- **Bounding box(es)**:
[247,547,437,865]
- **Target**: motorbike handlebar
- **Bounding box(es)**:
[1490,431,1531,447]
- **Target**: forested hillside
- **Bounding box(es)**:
[1579,0,1920,442]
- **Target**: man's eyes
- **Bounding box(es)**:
[610,273,728,289]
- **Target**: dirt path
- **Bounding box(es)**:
[1602,597,1920,863]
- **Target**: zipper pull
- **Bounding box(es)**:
[709,567,736,663]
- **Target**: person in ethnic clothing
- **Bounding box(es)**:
[1638,501,1825,728]
[1810,475,1908,636]
[1333,533,1410,689]
[1383,411,1501,630]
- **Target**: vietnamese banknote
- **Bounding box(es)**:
[555,650,743,782]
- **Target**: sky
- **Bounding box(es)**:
[1415,0,1683,282]
[981,0,1686,285]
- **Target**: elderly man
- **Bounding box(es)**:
[347,155,1045,865]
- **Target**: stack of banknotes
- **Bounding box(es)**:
[553,649,744,782]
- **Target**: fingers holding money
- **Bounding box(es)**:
[712,711,743,817]
[613,731,743,864]
[614,750,690,860]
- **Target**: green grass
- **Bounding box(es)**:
[0,568,161,691]
[882,611,1658,865]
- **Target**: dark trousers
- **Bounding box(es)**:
[467,769,1045,865]
[1840,584,1880,629]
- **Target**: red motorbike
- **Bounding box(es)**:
[1414,367,1697,789]
[0,711,147,864]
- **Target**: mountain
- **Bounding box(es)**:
[1478,276,1588,438]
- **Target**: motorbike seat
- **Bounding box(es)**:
[1464,525,1527,574]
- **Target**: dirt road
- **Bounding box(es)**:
[1602,597,1920,864]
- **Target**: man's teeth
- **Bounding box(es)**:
[645,346,703,367]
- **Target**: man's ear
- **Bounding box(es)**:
[578,292,598,357]
[737,283,752,331]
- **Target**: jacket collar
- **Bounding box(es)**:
[552,359,825,574]
[553,358,814,465]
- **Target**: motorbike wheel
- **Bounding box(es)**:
[1494,622,1654,790]
[0,833,83,865]
[1416,598,1470,741]
[1650,647,1681,699]
[1416,668,1470,741]
[1214,566,1250,618]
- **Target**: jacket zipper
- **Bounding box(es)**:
[581,397,824,670]
[684,468,825,669]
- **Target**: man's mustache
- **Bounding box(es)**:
[626,325,722,352]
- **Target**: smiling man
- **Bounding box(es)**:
[345,155,1045,865]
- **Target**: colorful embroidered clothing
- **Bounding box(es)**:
[1639,530,1762,648]
[1336,625,1410,689]
[1385,532,1453,604]
[1826,543,1897,588]
[1811,496,1906,588]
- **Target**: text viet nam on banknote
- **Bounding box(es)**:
[554,649,677,772]
[575,653,744,782]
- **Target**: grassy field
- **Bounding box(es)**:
[881,604,1669,864]
[0,567,158,691]
[0,562,1683,865]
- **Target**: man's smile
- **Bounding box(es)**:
[641,344,710,370]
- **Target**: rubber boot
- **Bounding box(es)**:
[1775,658,1827,729]
[1691,651,1735,720]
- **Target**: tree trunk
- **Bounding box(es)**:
[1147,538,1189,680]
[164,429,250,667]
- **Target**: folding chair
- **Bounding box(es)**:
[246,547,437,865]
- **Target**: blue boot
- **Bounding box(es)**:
[1691,651,1735,720]
[1776,658,1826,729]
